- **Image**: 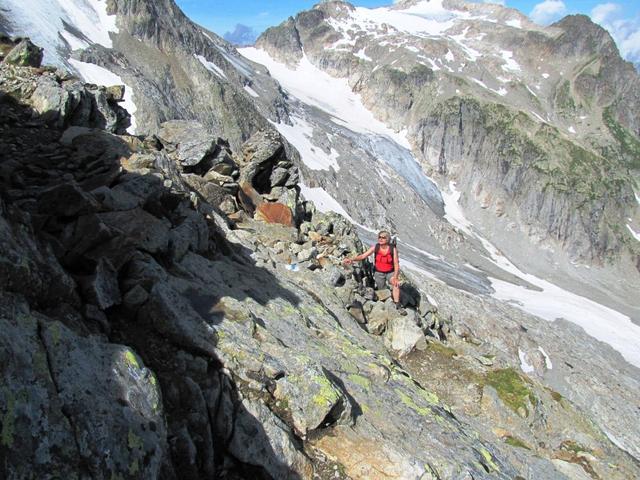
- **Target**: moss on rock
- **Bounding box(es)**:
[485,368,536,417]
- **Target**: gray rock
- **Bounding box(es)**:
[91,185,139,211]
[168,209,209,261]
[3,38,43,67]
[79,257,121,309]
[97,208,170,254]
[347,300,367,324]
[40,319,166,479]
[270,167,290,187]
[327,266,345,286]
[123,284,149,310]
[138,281,217,357]
[297,246,317,262]
[158,120,217,167]
[121,252,169,292]
[367,301,392,335]
[37,182,99,217]
[384,312,427,357]
[228,398,313,479]
[112,173,164,206]
[0,295,79,478]
[274,366,355,435]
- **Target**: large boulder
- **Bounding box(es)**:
[39,318,167,479]
[383,311,427,357]
[274,366,355,435]
[3,38,42,67]
[255,202,294,227]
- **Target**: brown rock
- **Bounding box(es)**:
[255,202,294,227]
[237,181,263,215]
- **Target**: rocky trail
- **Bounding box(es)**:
[1,39,640,480]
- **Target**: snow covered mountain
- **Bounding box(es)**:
[2,0,640,478]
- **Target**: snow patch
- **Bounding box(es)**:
[239,48,410,148]
[445,50,455,62]
[299,184,353,222]
[518,349,535,374]
[568,126,576,134]
[500,50,521,72]
[271,117,340,171]
[538,346,553,369]
[441,182,473,235]
[505,19,522,29]
[354,48,372,61]
[3,0,118,66]
[195,54,227,79]
[470,77,487,89]
[243,85,259,97]
[542,73,550,79]
[627,224,640,242]
[68,59,137,134]
[490,271,640,369]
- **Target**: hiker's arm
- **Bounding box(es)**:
[391,247,400,286]
[343,246,375,265]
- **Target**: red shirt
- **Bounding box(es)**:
[374,245,394,273]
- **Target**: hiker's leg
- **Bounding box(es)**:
[374,272,385,290]
[386,273,400,303]
[392,283,400,303]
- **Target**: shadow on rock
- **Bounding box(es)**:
[0,74,307,479]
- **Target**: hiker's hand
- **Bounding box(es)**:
[391,276,399,287]
[343,258,353,266]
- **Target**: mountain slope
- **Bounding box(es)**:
[255,0,640,267]
[2,0,640,479]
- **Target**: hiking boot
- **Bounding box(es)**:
[394,303,407,316]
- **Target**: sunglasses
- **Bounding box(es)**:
[378,236,388,240]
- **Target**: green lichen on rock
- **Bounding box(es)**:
[347,374,371,391]
[395,388,432,417]
[504,435,532,450]
[417,388,439,405]
[427,341,457,359]
[123,350,140,369]
[128,429,144,450]
[312,375,340,408]
[479,447,500,472]
[560,439,592,455]
[485,368,536,417]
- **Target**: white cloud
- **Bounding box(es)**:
[530,0,567,25]
[591,3,640,65]
[483,0,506,5]
[591,3,619,23]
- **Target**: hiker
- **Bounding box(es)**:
[343,230,405,312]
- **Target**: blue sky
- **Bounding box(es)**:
[175,0,640,63]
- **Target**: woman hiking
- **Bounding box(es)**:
[343,230,405,313]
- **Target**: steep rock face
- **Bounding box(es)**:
[415,97,637,260]
[255,1,640,265]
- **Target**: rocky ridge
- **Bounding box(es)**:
[2,40,640,480]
